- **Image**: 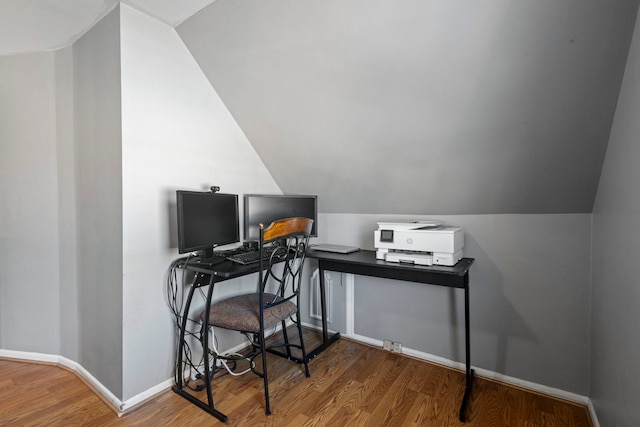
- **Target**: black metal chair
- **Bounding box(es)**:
[200,217,313,415]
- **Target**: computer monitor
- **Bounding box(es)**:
[243,194,318,241]
[176,190,240,258]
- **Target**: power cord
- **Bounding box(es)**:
[167,255,220,391]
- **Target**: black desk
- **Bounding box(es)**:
[306,249,475,423]
[172,258,275,422]
[172,256,332,422]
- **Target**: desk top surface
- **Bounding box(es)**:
[306,249,474,277]
[183,249,474,282]
[183,257,262,279]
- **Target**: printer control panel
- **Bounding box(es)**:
[379,229,394,242]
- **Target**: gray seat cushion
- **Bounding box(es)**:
[201,293,297,333]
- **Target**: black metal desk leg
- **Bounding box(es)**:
[299,263,340,362]
[172,272,227,423]
[202,275,216,414]
[318,266,329,342]
[174,284,196,390]
[459,277,474,422]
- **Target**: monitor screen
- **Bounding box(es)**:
[243,194,317,241]
[176,191,240,256]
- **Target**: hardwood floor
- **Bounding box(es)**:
[0,336,592,426]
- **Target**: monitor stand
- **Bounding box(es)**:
[201,247,214,260]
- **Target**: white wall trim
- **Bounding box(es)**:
[120,378,174,413]
[332,335,599,424]
[0,349,173,415]
[0,349,60,364]
[588,400,601,427]
[0,349,126,414]
[342,335,591,404]
[344,273,355,335]
[309,269,333,323]
[0,343,600,426]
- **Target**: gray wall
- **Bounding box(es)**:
[309,213,592,395]
[55,45,80,362]
[0,52,61,355]
[1,1,639,419]
[73,5,124,397]
[591,4,640,425]
[118,3,281,400]
[0,2,284,403]
[178,0,638,215]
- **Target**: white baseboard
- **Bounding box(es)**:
[0,349,126,413]
[588,400,601,427]
[0,349,60,364]
[120,378,174,413]
[0,349,180,415]
[0,323,298,414]
[321,333,599,425]
[0,342,601,426]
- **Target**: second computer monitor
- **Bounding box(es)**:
[243,194,317,241]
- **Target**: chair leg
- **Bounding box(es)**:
[281,319,292,359]
[295,314,310,378]
[259,332,271,415]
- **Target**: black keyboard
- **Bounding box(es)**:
[227,246,278,265]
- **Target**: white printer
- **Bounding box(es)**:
[374,221,464,266]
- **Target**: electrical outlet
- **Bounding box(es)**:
[383,340,392,351]
[392,342,402,353]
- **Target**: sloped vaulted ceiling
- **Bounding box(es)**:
[178,0,639,214]
[0,0,218,54]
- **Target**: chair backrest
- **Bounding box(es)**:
[261,216,313,243]
[258,217,313,307]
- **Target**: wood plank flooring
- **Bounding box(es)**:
[0,336,592,426]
